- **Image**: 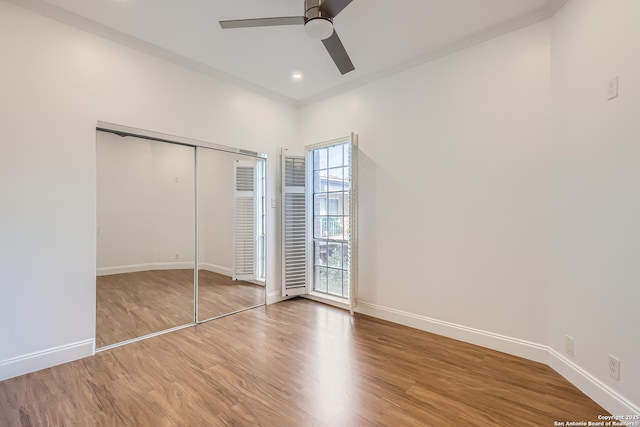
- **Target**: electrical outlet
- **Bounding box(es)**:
[175,253,180,261]
[608,354,620,380]
[565,335,575,357]
[608,76,619,100]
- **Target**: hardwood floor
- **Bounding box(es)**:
[96,270,194,348]
[2,299,606,426]
[96,270,264,348]
[197,270,264,321]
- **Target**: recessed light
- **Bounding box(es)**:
[291,72,303,81]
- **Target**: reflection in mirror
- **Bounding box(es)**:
[96,131,195,348]
[197,148,266,321]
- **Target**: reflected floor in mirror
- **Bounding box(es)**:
[96,270,265,348]
[96,270,195,348]
[197,270,264,321]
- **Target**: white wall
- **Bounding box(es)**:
[300,21,552,346]
[299,1,640,413]
[548,0,640,411]
[0,0,296,378]
[96,132,196,273]
[150,140,196,266]
[97,132,154,270]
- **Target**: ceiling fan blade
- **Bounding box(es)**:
[322,30,355,75]
[319,0,353,17]
[220,16,305,29]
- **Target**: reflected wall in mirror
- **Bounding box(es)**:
[96,131,195,348]
[197,148,266,321]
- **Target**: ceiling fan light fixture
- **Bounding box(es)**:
[304,17,334,40]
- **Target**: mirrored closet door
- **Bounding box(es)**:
[96,131,196,348]
[96,125,266,350]
[197,148,266,321]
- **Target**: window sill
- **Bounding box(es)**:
[305,292,350,311]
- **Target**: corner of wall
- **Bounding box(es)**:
[356,301,639,415]
[267,291,292,305]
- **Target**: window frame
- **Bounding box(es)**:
[305,135,358,311]
[308,142,351,300]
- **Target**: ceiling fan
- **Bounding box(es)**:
[219,0,355,75]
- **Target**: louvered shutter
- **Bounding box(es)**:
[233,160,257,281]
[281,149,308,296]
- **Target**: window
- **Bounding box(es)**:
[311,142,351,299]
[281,134,357,308]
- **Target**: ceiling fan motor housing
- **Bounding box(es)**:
[304,0,334,40]
[304,0,333,20]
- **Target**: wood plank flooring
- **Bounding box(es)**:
[96,270,264,348]
[96,270,194,348]
[197,270,264,321]
[2,299,607,426]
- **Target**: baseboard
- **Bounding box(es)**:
[153,261,195,271]
[97,262,194,276]
[267,290,292,305]
[548,349,640,416]
[97,262,241,279]
[356,301,548,363]
[0,339,95,381]
[355,301,639,416]
[198,263,232,277]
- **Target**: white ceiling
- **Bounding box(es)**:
[12,0,565,103]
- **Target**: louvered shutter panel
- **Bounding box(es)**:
[233,160,257,281]
[281,150,307,296]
